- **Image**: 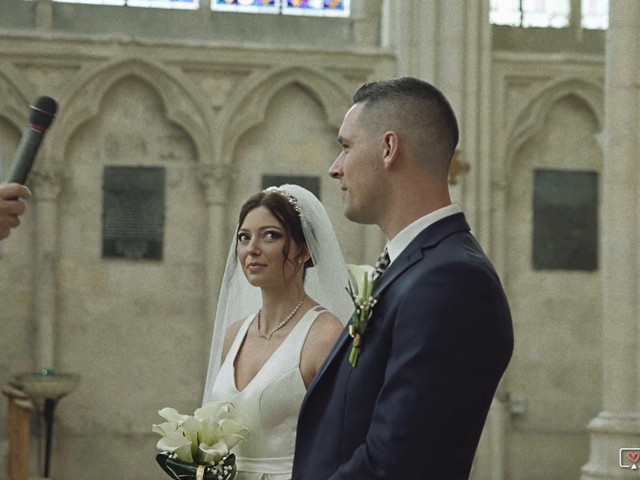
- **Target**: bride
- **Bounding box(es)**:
[202,184,354,480]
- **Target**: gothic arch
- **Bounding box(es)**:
[217,66,352,164]
[504,76,604,178]
[49,57,214,169]
[0,61,36,133]
[489,76,604,278]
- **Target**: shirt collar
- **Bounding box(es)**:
[386,204,462,263]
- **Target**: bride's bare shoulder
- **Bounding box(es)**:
[222,317,251,361]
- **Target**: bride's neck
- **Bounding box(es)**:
[259,286,307,329]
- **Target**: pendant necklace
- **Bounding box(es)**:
[257,298,305,340]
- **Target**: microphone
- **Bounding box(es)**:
[5,96,58,184]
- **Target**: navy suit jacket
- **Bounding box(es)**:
[292,213,513,479]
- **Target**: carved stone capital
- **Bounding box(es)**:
[29,168,65,201]
[448,149,470,185]
[351,0,383,45]
[198,163,235,205]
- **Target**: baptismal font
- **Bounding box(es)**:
[3,369,80,479]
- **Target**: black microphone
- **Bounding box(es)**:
[5,96,58,184]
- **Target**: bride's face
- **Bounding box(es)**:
[236,206,305,288]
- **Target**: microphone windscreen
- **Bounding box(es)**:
[29,96,58,130]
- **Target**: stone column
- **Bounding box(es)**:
[198,163,235,325]
[581,1,640,478]
[350,0,383,46]
[381,2,506,478]
[381,0,439,80]
[35,0,53,30]
[30,168,63,371]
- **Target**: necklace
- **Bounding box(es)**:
[256,298,305,340]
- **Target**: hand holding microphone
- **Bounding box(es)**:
[5,95,58,184]
[0,183,31,240]
[1,96,57,240]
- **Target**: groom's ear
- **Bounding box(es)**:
[381,131,399,169]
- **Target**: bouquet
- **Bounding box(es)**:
[153,401,249,480]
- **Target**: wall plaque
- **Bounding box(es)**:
[102,166,165,260]
[533,169,598,271]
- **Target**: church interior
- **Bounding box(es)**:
[0,0,637,478]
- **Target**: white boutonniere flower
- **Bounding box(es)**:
[346,264,380,368]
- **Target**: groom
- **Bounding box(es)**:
[292,77,513,479]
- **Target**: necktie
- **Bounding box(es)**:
[374,248,390,279]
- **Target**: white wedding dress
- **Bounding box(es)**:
[209,305,327,480]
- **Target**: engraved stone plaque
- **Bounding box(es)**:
[102,166,165,260]
[533,169,598,271]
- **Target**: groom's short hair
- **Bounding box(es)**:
[352,76,459,170]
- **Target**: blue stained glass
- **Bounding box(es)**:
[286,0,343,7]
[216,0,275,5]
[213,0,278,13]
[283,0,348,16]
[45,0,198,7]
[126,0,198,8]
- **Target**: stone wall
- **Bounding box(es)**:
[0,2,392,478]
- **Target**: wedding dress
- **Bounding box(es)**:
[209,306,328,480]
[201,184,355,479]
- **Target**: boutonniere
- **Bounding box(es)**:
[346,264,380,368]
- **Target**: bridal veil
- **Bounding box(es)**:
[202,184,354,405]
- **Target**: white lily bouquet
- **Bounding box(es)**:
[153,401,248,480]
[346,264,380,368]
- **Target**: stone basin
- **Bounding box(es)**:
[14,371,80,400]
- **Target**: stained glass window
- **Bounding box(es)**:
[25,0,349,15]
[283,0,349,17]
[26,0,198,9]
[213,0,278,14]
[212,0,350,17]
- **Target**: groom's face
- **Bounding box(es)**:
[330,102,385,225]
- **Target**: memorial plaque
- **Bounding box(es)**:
[533,169,598,271]
[102,166,165,260]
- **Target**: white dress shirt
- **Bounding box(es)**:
[386,204,462,264]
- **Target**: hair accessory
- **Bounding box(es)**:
[263,186,303,216]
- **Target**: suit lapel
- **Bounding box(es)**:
[371,213,470,298]
[303,213,471,404]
